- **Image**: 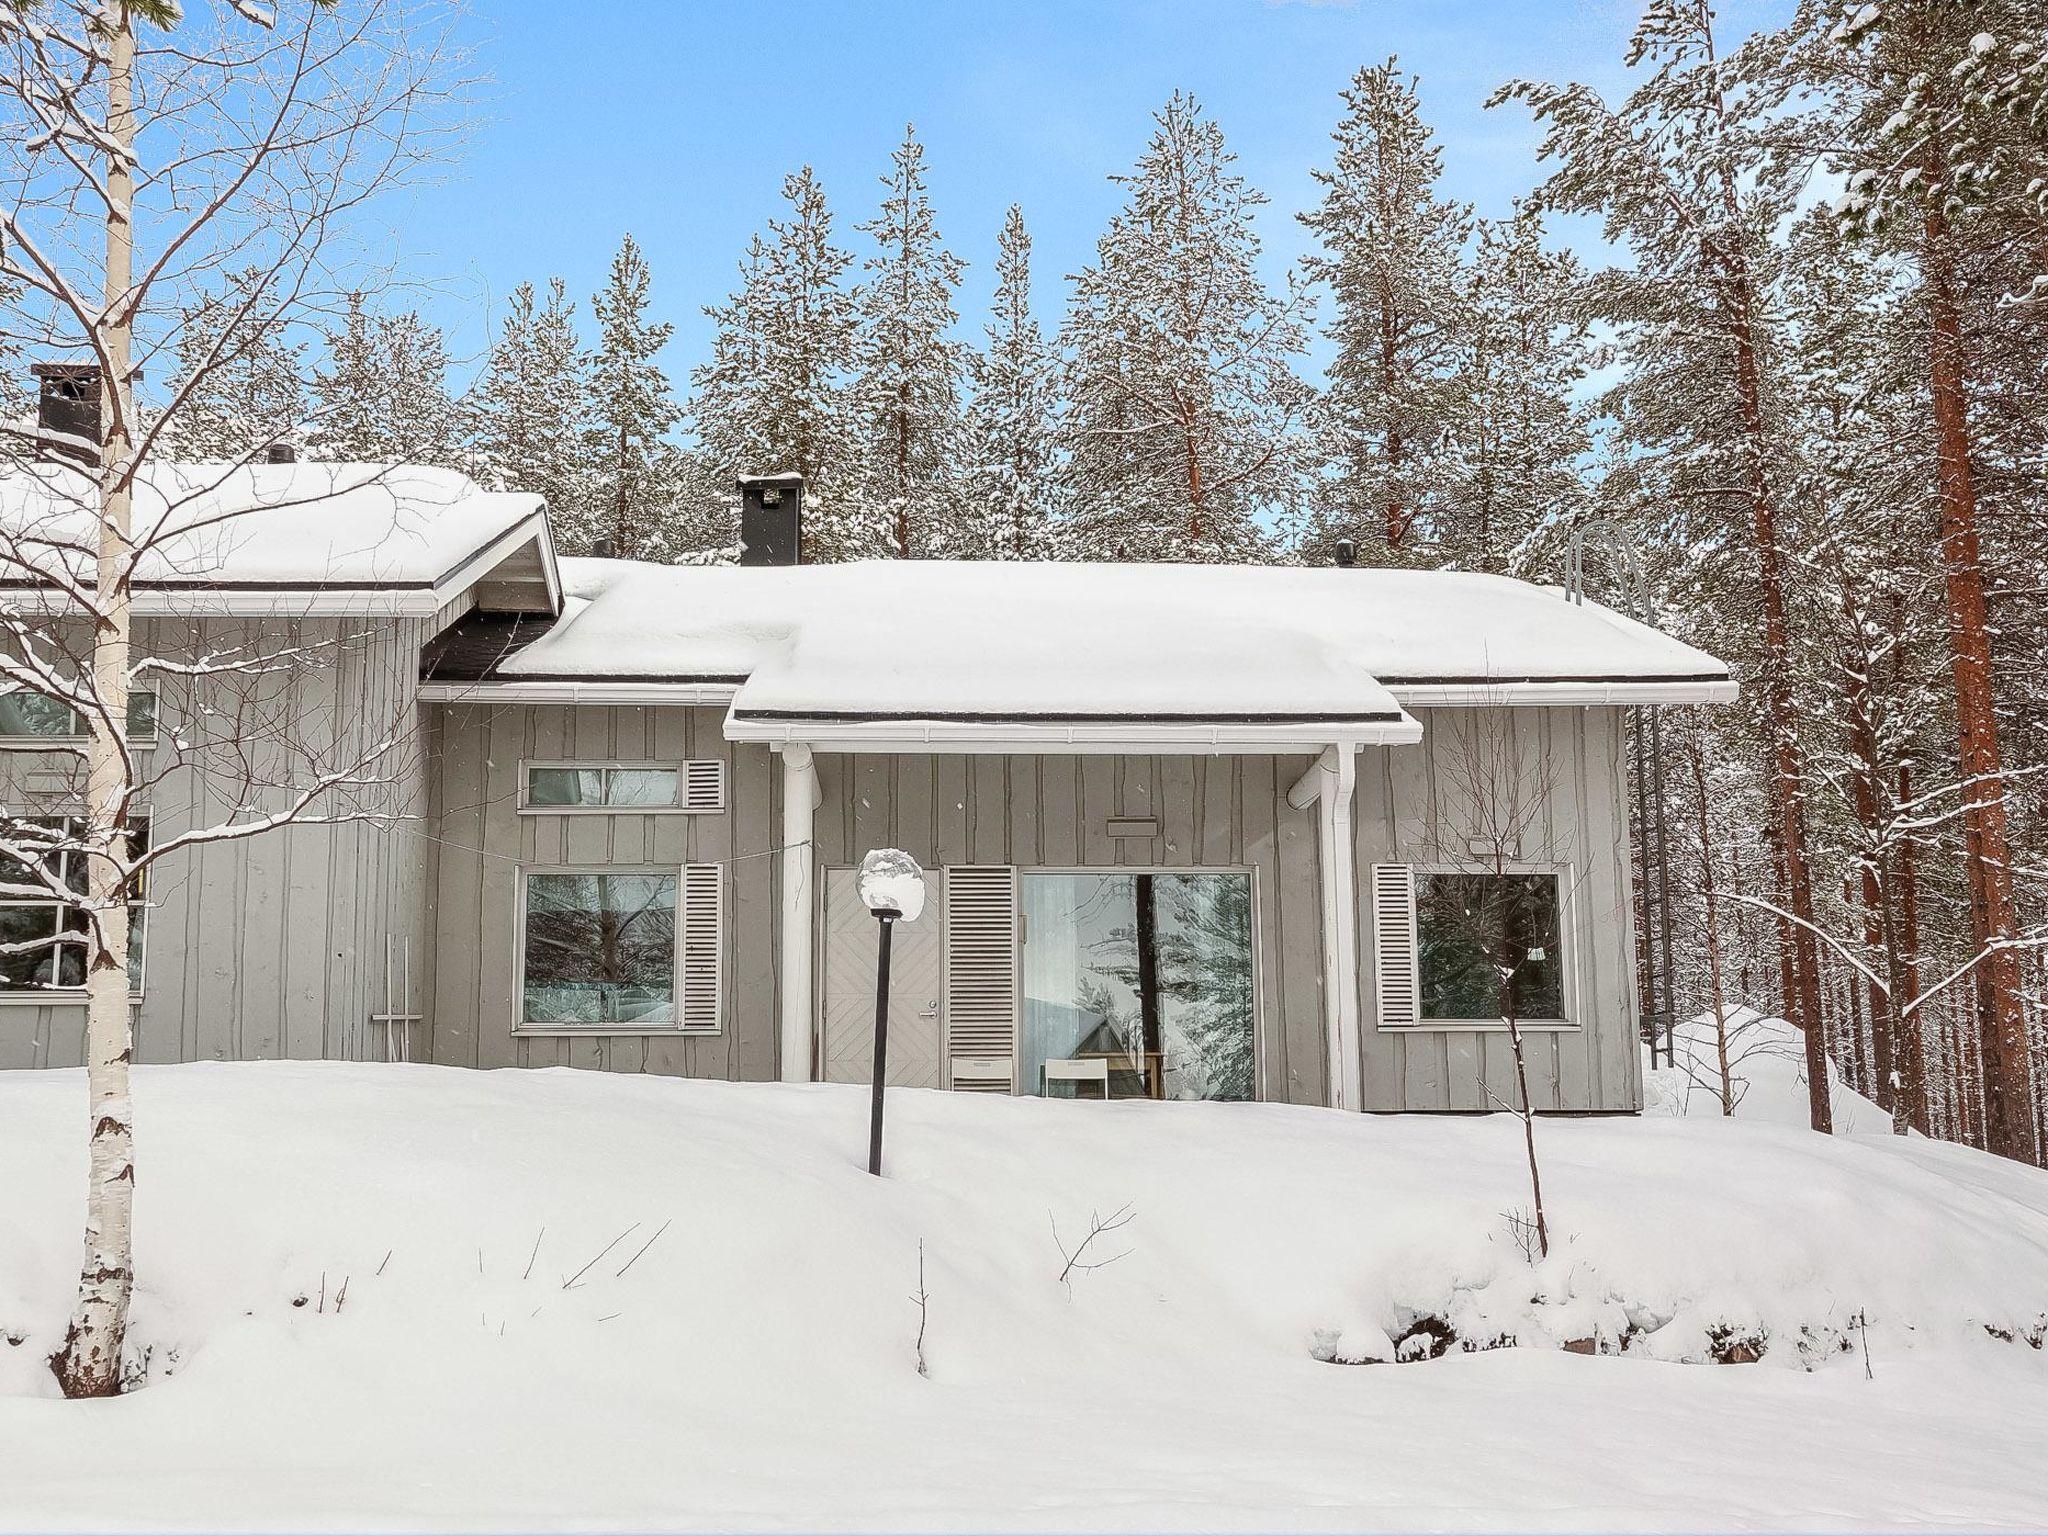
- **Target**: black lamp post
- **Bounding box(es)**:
[866,904,899,1178]
[856,849,926,1178]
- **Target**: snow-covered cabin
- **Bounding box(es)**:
[0,380,1732,1113]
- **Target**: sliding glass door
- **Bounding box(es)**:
[1019,871,1256,1101]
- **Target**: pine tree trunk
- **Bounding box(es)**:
[1686,741,1736,1115]
[1922,204,2036,1164]
[1729,298,1830,1134]
[52,3,138,1400]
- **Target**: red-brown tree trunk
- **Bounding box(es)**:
[1728,296,1831,1134]
[1923,204,2036,1164]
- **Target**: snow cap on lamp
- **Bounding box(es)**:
[857,848,926,922]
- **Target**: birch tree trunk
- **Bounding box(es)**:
[51,0,139,1399]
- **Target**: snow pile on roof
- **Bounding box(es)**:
[2,1064,2045,1529]
[0,461,542,589]
[499,559,1729,719]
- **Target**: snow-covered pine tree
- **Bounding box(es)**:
[1794,0,2046,1163]
[1438,206,1593,577]
[579,235,692,560]
[1299,60,1471,562]
[468,277,587,527]
[852,125,967,558]
[1060,93,1314,561]
[691,168,866,560]
[962,204,1062,559]
[161,267,308,461]
[308,291,459,466]
[1495,0,1839,1133]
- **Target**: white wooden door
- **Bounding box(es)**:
[820,866,945,1087]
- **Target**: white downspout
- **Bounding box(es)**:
[1288,744,1364,1111]
[778,743,820,1083]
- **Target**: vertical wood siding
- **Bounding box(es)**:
[0,616,430,1069]
[422,704,781,1077]
[807,748,1330,1107]
[1352,705,1642,1113]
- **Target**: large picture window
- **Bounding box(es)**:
[1019,871,1255,1101]
[1416,871,1565,1023]
[520,871,678,1025]
[0,815,150,995]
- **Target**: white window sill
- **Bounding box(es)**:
[512,1024,720,1038]
[516,806,720,816]
[1379,1021,1581,1034]
[0,993,145,1008]
[0,740,157,752]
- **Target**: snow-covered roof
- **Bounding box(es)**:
[443,559,1731,744]
[0,460,553,615]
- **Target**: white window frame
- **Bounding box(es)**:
[511,863,722,1037]
[1010,864,1266,1102]
[0,810,152,1006]
[517,759,726,815]
[1389,860,1581,1033]
[0,686,160,750]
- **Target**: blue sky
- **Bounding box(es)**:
[379,0,1793,381]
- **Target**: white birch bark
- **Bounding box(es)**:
[52,0,137,1400]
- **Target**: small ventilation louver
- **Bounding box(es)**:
[944,866,1017,1092]
[680,863,724,1031]
[1372,864,1420,1029]
[682,759,727,813]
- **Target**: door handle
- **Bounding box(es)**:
[918,1004,938,1019]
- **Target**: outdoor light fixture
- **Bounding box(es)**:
[857,849,926,1176]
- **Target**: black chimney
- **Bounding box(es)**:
[1334,538,1357,568]
[738,473,804,566]
[590,537,618,559]
[264,441,297,465]
[30,363,101,465]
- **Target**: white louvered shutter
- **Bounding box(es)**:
[944,866,1017,1092]
[681,759,727,812]
[1372,864,1420,1029]
[679,863,724,1031]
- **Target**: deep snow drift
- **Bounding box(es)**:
[3,1062,2047,1532]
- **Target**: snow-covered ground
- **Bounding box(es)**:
[3,1054,2047,1532]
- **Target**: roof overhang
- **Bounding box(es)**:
[417,679,742,707]
[0,509,561,620]
[723,710,1423,754]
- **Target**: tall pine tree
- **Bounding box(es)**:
[963,205,1063,559]
[691,168,866,559]
[1438,206,1594,576]
[1497,0,1837,1133]
[853,125,967,557]
[1060,93,1314,560]
[580,234,686,560]
[309,292,458,466]
[1300,60,1472,561]
[161,268,308,460]
[468,277,587,526]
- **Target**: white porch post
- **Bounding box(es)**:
[1288,744,1364,1111]
[778,743,820,1083]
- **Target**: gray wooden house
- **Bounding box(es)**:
[0,411,1734,1114]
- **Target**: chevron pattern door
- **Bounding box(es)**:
[820,865,945,1088]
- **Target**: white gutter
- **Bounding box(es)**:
[725,715,1421,754]
[777,744,822,1084]
[417,681,742,707]
[1387,679,1738,707]
[1287,744,1365,1113]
